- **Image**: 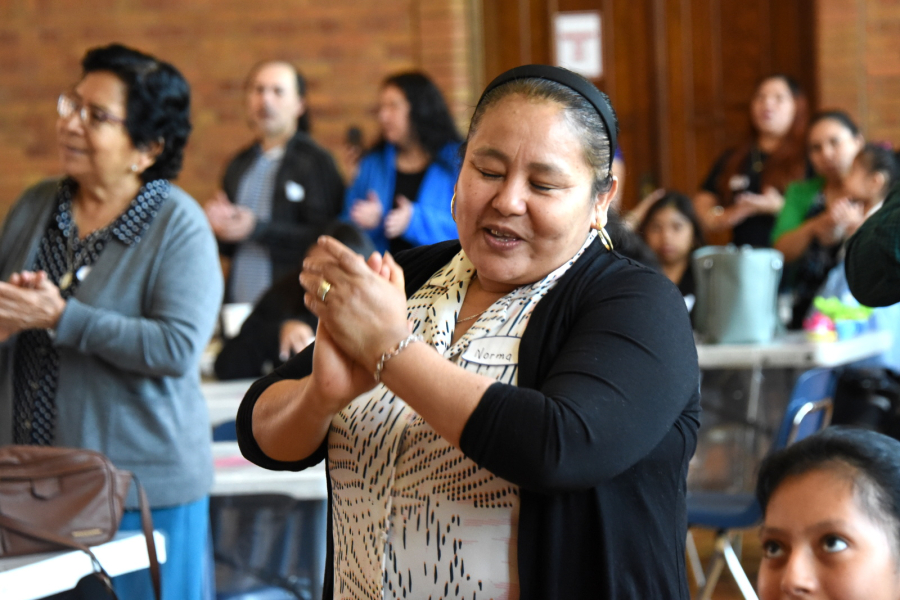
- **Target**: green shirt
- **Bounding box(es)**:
[771,177,825,244]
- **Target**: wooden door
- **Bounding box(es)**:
[480,0,817,209]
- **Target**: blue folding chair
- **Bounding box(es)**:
[687,367,836,600]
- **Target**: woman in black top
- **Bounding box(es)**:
[237,65,700,599]
[694,74,809,247]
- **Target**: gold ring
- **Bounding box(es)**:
[317,279,332,302]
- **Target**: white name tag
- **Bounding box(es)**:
[728,174,750,192]
[461,336,519,366]
[76,265,91,281]
[285,180,305,202]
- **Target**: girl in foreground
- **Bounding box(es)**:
[756,427,900,599]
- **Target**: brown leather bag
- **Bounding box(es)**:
[0,445,161,600]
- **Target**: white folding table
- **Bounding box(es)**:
[211,442,327,500]
[694,330,894,489]
[203,379,256,428]
[0,530,166,600]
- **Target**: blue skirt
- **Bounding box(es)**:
[114,496,212,600]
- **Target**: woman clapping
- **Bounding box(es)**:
[239,65,700,599]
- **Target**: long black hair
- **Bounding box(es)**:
[717,74,809,202]
[809,109,861,137]
[854,143,900,197]
[380,71,460,164]
[639,191,705,251]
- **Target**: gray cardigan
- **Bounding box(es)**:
[0,179,223,508]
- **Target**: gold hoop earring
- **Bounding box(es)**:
[599,226,614,251]
[450,193,457,223]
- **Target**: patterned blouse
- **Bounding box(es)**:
[329,231,597,600]
[13,178,170,445]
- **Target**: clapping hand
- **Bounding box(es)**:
[735,186,784,216]
[0,271,66,342]
[349,191,383,231]
[828,198,865,238]
[278,320,315,361]
[205,191,256,242]
[297,238,408,412]
[301,237,409,372]
[385,195,414,239]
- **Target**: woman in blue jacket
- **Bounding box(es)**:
[344,72,461,253]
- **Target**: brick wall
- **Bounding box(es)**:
[817,0,900,144]
[0,0,477,221]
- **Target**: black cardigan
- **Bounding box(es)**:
[220,131,345,298]
[236,238,701,599]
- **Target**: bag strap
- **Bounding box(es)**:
[0,512,118,596]
[131,475,162,600]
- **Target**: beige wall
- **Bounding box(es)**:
[817,0,900,143]
[0,0,478,220]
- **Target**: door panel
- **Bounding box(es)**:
[480,0,816,209]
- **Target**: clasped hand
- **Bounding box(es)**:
[734,186,784,216]
[350,191,414,238]
[0,271,66,342]
[298,236,412,409]
[205,191,256,242]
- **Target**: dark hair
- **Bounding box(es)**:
[757,427,900,553]
[810,109,861,138]
[718,74,809,204]
[855,143,900,197]
[638,191,705,251]
[321,221,376,258]
[606,210,659,269]
[81,43,191,182]
[381,72,461,163]
[245,60,310,133]
[464,77,618,196]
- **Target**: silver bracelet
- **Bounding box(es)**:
[373,334,423,382]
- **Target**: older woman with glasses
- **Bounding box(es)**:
[0,44,221,599]
[238,65,700,599]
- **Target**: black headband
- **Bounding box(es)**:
[476,64,618,171]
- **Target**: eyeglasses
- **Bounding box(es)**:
[57,93,126,129]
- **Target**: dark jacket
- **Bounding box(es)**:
[846,184,900,307]
[236,239,701,599]
[220,131,344,298]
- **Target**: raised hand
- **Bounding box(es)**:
[735,186,784,215]
[384,195,414,239]
[349,190,383,231]
[829,198,866,238]
[301,236,410,373]
[0,271,66,336]
[278,320,315,361]
[307,320,379,413]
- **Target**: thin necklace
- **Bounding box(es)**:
[457,273,490,324]
[457,309,487,324]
